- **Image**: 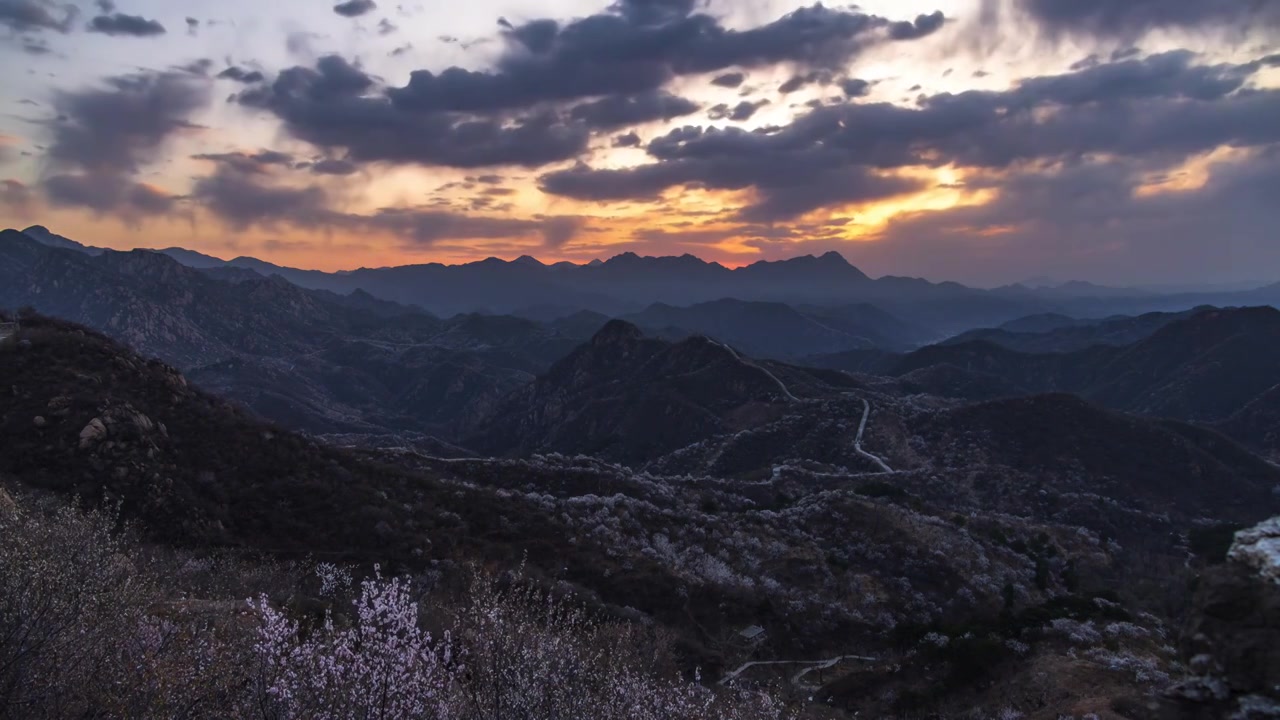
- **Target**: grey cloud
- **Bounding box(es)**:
[1,179,33,213]
[568,91,699,130]
[333,0,376,18]
[710,72,745,88]
[841,78,871,97]
[239,55,589,168]
[193,150,295,174]
[888,11,945,40]
[48,71,209,176]
[614,131,642,147]
[39,70,208,217]
[388,4,944,115]
[541,52,1279,220]
[311,158,359,175]
[708,100,768,122]
[0,0,76,33]
[87,12,165,37]
[43,173,177,217]
[779,71,833,94]
[1019,0,1280,38]
[855,150,1280,286]
[218,66,265,84]
[191,163,584,247]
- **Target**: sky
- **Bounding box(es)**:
[0,0,1278,286]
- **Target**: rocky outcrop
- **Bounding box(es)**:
[1125,517,1280,719]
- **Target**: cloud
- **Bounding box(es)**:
[217,66,265,84]
[43,173,177,217]
[841,78,871,97]
[87,12,165,37]
[387,4,944,115]
[377,18,396,35]
[37,70,208,218]
[239,56,590,168]
[1,179,33,214]
[0,0,76,33]
[889,11,946,40]
[185,17,198,35]
[710,72,745,89]
[707,100,768,122]
[1017,0,1280,39]
[848,149,1280,285]
[568,91,699,130]
[193,150,295,174]
[614,131,642,148]
[190,163,585,247]
[333,0,376,18]
[310,158,359,175]
[541,51,1278,221]
[47,71,209,177]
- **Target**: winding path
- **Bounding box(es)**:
[719,654,877,686]
[854,398,894,473]
[709,340,799,403]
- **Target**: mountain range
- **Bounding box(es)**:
[5,223,1280,717]
[18,224,1280,336]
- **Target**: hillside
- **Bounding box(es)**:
[943,309,1201,353]
[467,320,851,462]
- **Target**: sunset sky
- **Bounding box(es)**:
[1,0,1278,286]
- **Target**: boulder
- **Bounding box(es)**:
[79,418,108,449]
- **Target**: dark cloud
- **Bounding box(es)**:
[191,164,585,247]
[779,70,833,94]
[333,0,376,18]
[48,71,209,177]
[43,173,177,217]
[614,131,642,147]
[540,135,925,222]
[239,3,944,172]
[87,12,165,37]
[39,70,208,218]
[191,166,328,228]
[239,55,589,168]
[0,179,33,214]
[21,35,51,55]
[310,158,359,175]
[217,66,266,84]
[0,0,76,33]
[568,91,699,130]
[185,17,198,35]
[841,78,871,97]
[710,72,745,88]
[888,11,945,40]
[852,149,1280,286]
[388,4,944,115]
[708,100,768,122]
[193,150,295,174]
[377,18,396,35]
[1018,0,1280,39]
[541,52,1278,221]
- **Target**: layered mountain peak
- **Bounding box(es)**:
[590,318,645,347]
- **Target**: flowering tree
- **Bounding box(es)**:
[251,569,457,720]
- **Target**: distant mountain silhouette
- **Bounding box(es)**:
[17,225,1280,336]
[942,308,1206,353]
[883,307,1280,439]
[619,298,924,359]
